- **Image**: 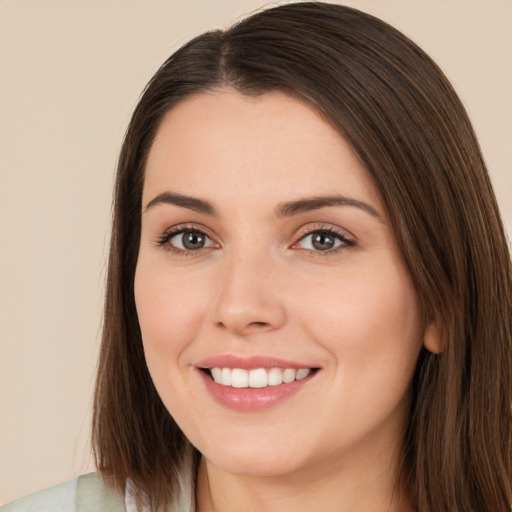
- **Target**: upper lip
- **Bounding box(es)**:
[196,354,319,370]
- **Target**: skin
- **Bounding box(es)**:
[135,89,433,512]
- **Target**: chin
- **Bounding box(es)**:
[195,431,310,478]
[206,450,305,478]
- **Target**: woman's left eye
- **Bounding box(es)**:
[295,229,353,252]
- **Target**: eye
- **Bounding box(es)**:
[156,227,217,253]
[170,230,216,251]
[295,229,354,252]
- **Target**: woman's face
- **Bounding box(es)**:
[135,89,427,479]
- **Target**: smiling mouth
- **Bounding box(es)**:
[203,367,318,388]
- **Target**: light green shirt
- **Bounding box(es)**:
[2,450,195,512]
[2,473,126,512]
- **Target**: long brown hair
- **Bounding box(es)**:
[92,3,512,510]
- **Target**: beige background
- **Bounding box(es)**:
[1,0,511,504]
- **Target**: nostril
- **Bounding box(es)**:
[247,321,272,331]
[214,319,274,335]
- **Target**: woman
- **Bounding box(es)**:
[5,2,511,511]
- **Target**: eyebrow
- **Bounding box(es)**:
[145,191,381,220]
[275,195,382,220]
[145,192,217,216]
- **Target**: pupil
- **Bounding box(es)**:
[183,232,205,250]
[312,232,335,250]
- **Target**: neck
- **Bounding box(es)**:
[195,446,413,512]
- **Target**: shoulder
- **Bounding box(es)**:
[2,472,126,512]
[1,477,79,512]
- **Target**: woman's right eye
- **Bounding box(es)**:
[169,231,215,251]
[166,230,216,251]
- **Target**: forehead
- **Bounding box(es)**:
[143,88,383,212]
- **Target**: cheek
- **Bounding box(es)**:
[133,260,209,366]
[133,259,215,425]
[293,259,422,374]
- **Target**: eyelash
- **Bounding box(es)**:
[154,223,355,257]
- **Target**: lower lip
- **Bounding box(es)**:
[197,370,314,412]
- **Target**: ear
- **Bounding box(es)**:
[423,322,444,354]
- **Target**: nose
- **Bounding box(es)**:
[212,251,287,337]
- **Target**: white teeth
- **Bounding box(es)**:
[249,368,268,388]
[296,368,311,380]
[282,368,296,383]
[209,367,314,388]
[268,367,283,386]
[211,367,222,383]
[221,367,232,386]
[231,368,249,388]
